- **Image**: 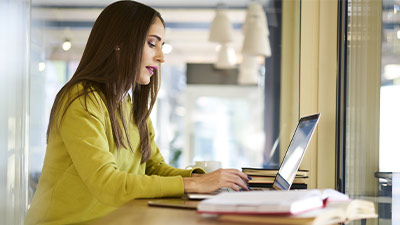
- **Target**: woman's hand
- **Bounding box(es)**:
[183,169,250,193]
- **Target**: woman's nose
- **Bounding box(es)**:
[155,48,165,63]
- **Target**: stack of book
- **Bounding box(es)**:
[197,189,377,225]
[242,167,309,189]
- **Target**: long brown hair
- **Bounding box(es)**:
[47,1,164,163]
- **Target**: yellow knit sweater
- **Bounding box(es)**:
[25,84,203,225]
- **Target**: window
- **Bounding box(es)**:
[338,0,400,223]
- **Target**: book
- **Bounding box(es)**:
[197,189,350,215]
[242,167,309,178]
[249,183,307,190]
[248,176,309,184]
[218,199,377,225]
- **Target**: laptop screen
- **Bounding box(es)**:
[272,113,320,190]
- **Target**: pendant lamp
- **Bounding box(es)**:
[209,9,233,43]
[241,2,271,57]
[214,43,236,69]
[238,55,260,84]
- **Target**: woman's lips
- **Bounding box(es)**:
[145,66,158,75]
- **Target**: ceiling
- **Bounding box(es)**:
[31,0,268,65]
[32,0,263,8]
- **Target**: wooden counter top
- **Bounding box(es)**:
[90,198,238,225]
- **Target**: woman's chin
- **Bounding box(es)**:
[137,78,151,85]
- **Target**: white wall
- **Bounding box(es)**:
[0,0,30,224]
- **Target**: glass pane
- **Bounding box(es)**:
[346,0,381,196]
[185,86,265,169]
[0,1,30,223]
[380,0,400,173]
[378,1,400,224]
[345,0,400,224]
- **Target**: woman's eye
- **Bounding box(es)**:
[147,41,156,48]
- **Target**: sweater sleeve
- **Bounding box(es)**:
[145,119,206,177]
[58,93,187,207]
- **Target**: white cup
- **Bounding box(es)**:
[186,161,222,173]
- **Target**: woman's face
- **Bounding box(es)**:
[138,16,165,85]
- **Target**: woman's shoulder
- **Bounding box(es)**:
[62,82,107,113]
[68,82,102,97]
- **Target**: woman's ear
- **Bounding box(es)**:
[114,45,121,64]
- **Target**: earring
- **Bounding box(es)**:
[116,47,120,51]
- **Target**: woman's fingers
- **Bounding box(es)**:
[212,169,249,191]
[217,169,250,182]
[183,168,250,193]
[223,173,249,191]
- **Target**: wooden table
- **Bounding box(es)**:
[90,198,241,225]
[90,197,377,225]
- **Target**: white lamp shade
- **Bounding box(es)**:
[209,10,233,43]
[214,44,236,69]
[243,2,269,35]
[238,55,260,84]
[62,39,72,51]
[242,17,271,57]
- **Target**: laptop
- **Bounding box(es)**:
[272,113,320,190]
[154,113,321,203]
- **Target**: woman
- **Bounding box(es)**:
[25,1,249,224]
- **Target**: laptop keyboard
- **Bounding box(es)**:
[218,187,272,192]
[218,187,235,192]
